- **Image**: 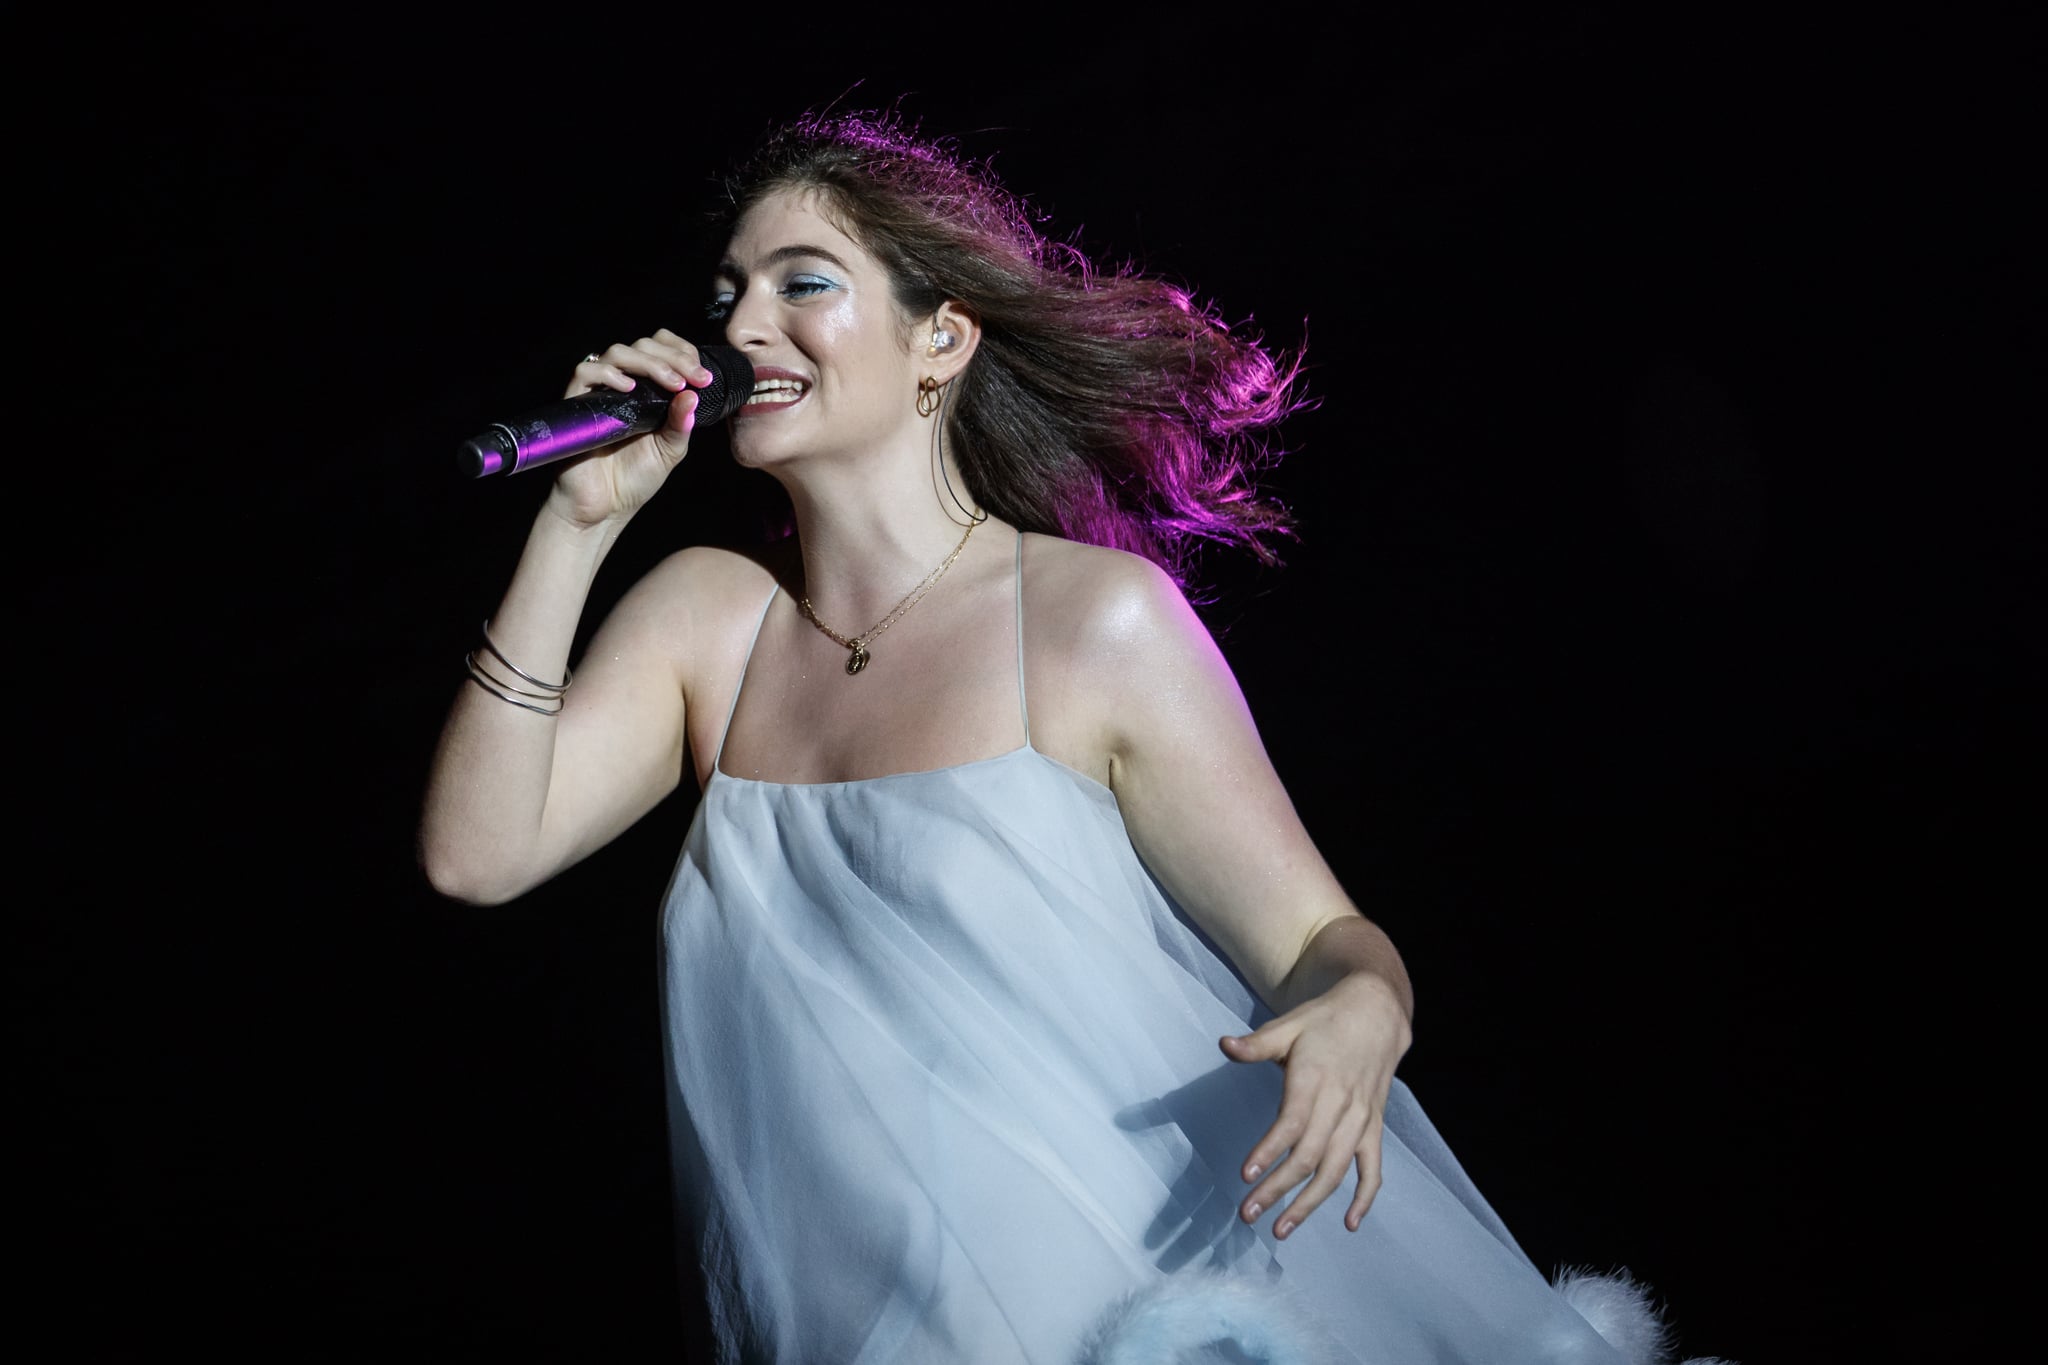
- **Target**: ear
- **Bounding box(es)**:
[920,300,982,384]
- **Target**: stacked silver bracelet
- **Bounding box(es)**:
[464,619,572,716]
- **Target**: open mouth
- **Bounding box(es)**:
[742,377,809,409]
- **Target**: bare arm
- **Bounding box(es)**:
[418,333,721,904]
[1071,553,1413,1237]
[419,514,705,904]
[1081,557,1406,1013]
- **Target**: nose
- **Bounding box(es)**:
[724,283,777,351]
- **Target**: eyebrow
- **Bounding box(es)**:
[714,243,854,283]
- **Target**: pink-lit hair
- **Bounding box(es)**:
[717,109,1308,590]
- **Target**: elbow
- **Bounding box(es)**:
[417,836,532,907]
[422,866,516,908]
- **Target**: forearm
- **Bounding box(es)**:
[418,505,629,903]
[1272,915,1415,1026]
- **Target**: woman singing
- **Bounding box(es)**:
[422,110,1707,1364]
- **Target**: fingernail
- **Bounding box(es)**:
[1275,1218,1295,1238]
[1245,1202,1262,1221]
[1245,1164,1262,1181]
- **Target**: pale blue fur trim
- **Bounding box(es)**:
[1552,1266,1737,1365]
[1078,1272,1340,1365]
[1077,1265,1735,1365]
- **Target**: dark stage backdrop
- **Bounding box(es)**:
[27,11,2038,1362]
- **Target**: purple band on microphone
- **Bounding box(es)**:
[457,345,754,479]
[498,410,638,475]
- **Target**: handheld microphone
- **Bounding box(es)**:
[458,345,756,477]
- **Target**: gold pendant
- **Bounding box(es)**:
[845,643,870,676]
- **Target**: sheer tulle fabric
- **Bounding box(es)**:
[658,745,1633,1363]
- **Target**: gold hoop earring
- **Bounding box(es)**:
[916,376,942,418]
[926,381,987,526]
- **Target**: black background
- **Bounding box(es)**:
[26,9,2040,1362]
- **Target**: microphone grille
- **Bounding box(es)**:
[695,345,756,424]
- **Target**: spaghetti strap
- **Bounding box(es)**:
[713,584,779,773]
[1013,530,1031,746]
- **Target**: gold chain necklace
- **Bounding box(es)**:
[798,518,980,675]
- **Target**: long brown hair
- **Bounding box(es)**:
[718,109,1309,591]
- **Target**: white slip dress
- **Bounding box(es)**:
[657,534,1665,1364]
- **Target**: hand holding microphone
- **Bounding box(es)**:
[460,333,757,478]
[458,331,755,524]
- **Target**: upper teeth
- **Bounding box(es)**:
[750,378,806,403]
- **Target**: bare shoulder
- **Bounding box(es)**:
[611,540,789,641]
[638,539,789,600]
[584,539,788,712]
[1021,534,1185,617]
[585,539,792,787]
[1021,535,1227,780]
[1021,534,1210,665]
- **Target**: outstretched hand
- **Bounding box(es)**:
[1219,972,1412,1238]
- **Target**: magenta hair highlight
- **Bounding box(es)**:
[719,109,1311,591]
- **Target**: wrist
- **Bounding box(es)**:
[539,486,634,541]
[1280,917,1414,1020]
[530,498,635,579]
[1328,971,1414,1048]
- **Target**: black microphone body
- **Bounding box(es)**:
[458,345,755,477]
